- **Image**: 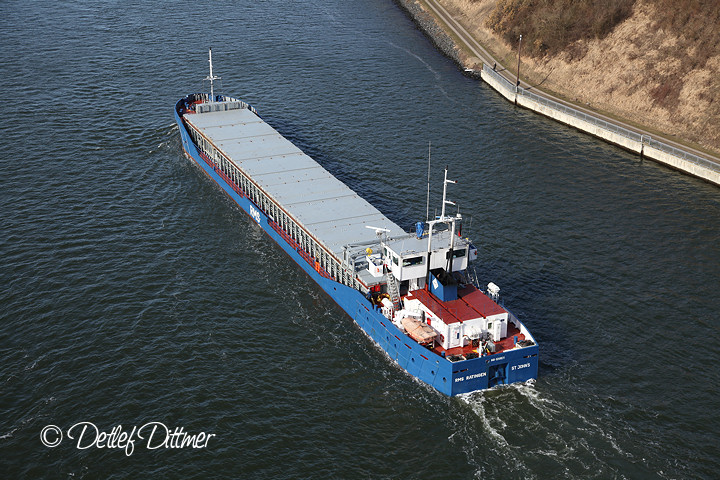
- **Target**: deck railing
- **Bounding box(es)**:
[482,65,720,174]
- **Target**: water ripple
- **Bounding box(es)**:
[1,0,719,478]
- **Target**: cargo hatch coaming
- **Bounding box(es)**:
[183,108,407,261]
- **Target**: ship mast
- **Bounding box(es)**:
[205,48,221,102]
[426,166,460,278]
[440,166,456,221]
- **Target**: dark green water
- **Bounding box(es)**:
[2,1,719,478]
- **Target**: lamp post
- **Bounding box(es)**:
[516,34,523,90]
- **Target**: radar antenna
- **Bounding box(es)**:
[365,226,391,237]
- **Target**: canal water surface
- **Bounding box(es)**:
[1,0,719,478]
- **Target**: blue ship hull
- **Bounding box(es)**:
[175,96,538,396]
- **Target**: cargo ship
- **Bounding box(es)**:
[174,50,538,396]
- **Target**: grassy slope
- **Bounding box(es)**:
[438,0,720,154]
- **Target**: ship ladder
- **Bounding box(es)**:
[387,273,403,311]
[467,266,480,289]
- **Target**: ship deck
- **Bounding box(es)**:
[184,108,407,257]
[402,284,526,360]
[431,322,526,359]
[406,284,506,324]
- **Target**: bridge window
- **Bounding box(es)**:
[402,256,424,267]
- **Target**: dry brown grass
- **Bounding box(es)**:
[437,0,720,153]
[485,0,634,58]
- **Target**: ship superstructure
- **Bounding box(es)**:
[173,50,538,395]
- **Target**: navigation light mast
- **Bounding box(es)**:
[205,48,221,102]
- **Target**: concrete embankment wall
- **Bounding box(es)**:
[394,0,720,186]
[482,68,516,103]
[481,66,720,186]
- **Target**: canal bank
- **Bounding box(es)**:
[394,0,720,187]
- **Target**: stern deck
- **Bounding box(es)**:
[431,322,526,359]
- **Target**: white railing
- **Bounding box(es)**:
[482,65,720,174]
